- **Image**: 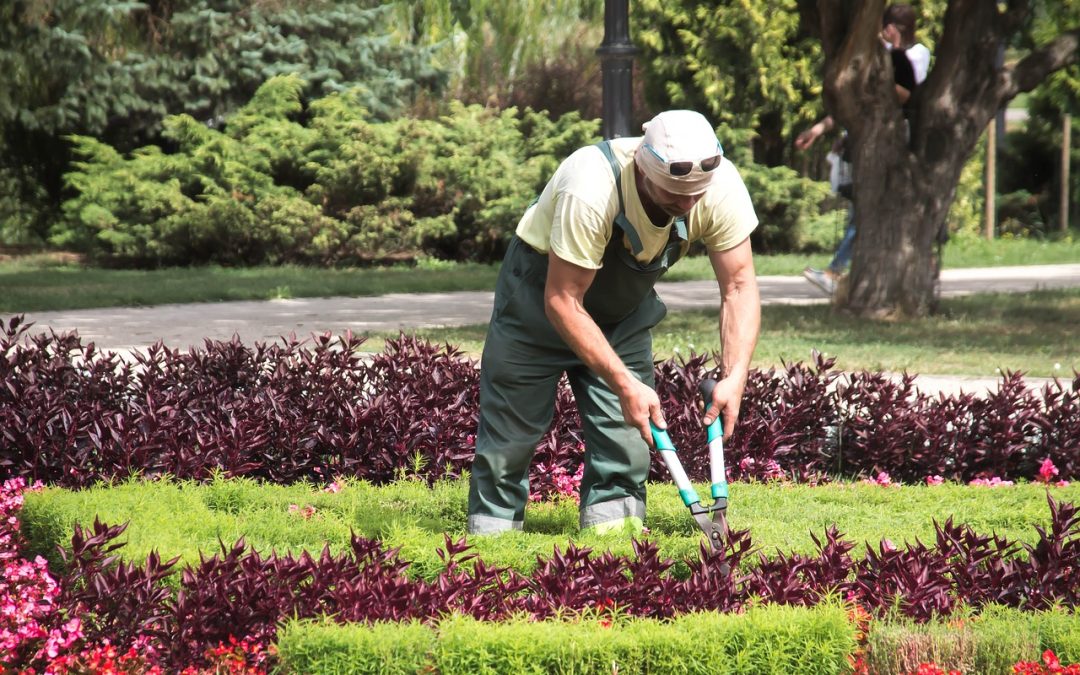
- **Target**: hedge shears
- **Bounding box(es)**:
[650,378,728,553]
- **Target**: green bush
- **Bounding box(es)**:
[632,0,822,167]
[865,606,1038,674]
[276,619,435,674]
[865,605,1080,674]
[54,76,600,267]
[738,163,838,254]
[946,136,987,240]
[0,154,51,248]
[51,70,861,267]
[1035,607,1080,664]
[997,190,1049,238]
[1,0,449,246]
[276,605,857,675]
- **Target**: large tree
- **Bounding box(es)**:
[802,0,1078,317]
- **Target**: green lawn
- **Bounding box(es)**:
[2,236,1078,313]
[4,238,1078,377]
[359,288,1080,377]
[0,257,502,313]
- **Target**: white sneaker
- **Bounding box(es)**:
[802,267,836,295]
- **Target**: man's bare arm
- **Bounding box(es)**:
[544,252,665,446]
[704,237,761,440]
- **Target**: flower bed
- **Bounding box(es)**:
[7,477,1080,672]
[2,317,1078,492]
[1,478,272,673]
[4,318,1080,672]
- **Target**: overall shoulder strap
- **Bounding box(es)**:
[673,216,687,241]
[594,141,644,255]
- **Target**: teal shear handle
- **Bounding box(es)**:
[651,425,701,508]
[650,378,729,553]
[699,379,728,502]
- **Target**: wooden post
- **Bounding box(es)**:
[1062,113,1072,233]
[984,121,996,239]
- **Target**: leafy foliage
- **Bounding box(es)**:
[0,0,448,246]
[632,0,822,166]
[738,162,838,253]
[999,103,1079,236]
[0,0,446,138]
[54,77,600,266]
[389,0,603,108]
[2,316,1079,489]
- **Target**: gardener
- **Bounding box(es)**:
[467,110,761,535]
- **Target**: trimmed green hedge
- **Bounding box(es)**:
[865,605,1080,674]
[275,605,858,674]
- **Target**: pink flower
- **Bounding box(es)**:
[926,475,944,486]
[287,504,316,518]
[762,460,785,481]
[862,472,894,487]
[323,482,341,494]
[1037,458,1060,484]
[969,476,1014,487]
[555,466,584,503]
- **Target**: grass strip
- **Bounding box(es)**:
[4,236,1078,313]
[275,604,857,675]
[19,476,1079,580]
[0,260,502,313]
[360,287,1080,376]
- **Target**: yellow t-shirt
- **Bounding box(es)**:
[515,137,758,269]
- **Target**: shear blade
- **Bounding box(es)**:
[693,512,727,552]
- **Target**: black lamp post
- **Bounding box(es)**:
[596,0,638,139]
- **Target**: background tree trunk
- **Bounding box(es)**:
[805,0,1080,317]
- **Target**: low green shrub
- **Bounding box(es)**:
[52,73,858,267]
[864,605,1080,674]
[739,162,838,254]
[54,76,601,267]
[865,606,1038,674]
[20,476,1079,580]
[1035,607,1080,663]
[276,605,858,675]
[275,619,434,675]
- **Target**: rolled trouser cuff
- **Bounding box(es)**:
[580,496,646,531]
[468,514,523,535]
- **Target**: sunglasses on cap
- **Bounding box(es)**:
[644,143,723,176]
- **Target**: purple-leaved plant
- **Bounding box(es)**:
[3,316,1078,490]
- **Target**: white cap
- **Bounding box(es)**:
[634,110,724,195]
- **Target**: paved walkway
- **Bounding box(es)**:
[17,263,1080,396]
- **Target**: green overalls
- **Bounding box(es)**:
[467,141,688,534]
